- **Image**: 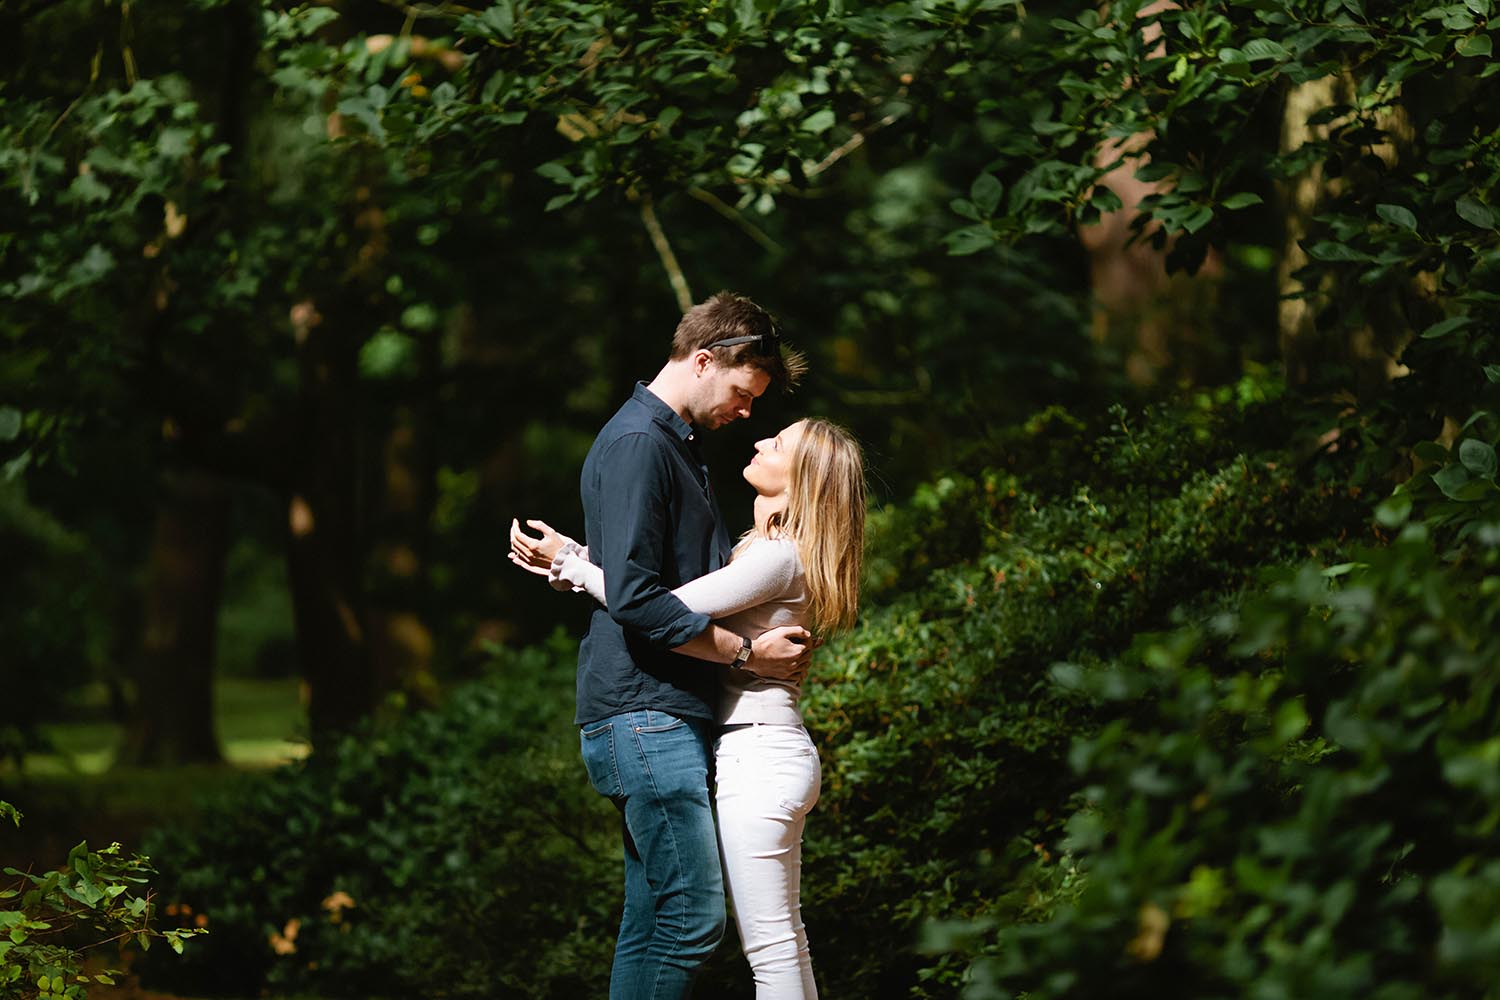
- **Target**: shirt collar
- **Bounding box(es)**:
[633,381,697,443]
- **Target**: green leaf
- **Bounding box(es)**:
[970,174,1003,216]
[360,329,418,379]
[1374,493,1412,529]
[335,96,385,142]
[1376,203,1418,230]
[543,193,577,212]
[68,172,112,204]
[1242,38,1290,62]
[1221,193,1262,210]
[1484,364,1500,383]
[945,225,995,256]
[481,71,508,104]
[1466,0,1492,13]
[481,1,514,39]
[1181,204,1214,233]
[535,161,574,185]
[1420,315,1472,339]
[1091,186,1123,214]
[1433,464,1471,500]
[1305,241,1369,262]
[0,407,20,442]
[1272,699,1309,743]
[1456,34,1493,58]
[1460,438,1498,480]
[157,127,194,158]
[1457,196,1497,229]
[950,198,982,222]
[802,109,836,134]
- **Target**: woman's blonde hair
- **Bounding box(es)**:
[746,418,865,635]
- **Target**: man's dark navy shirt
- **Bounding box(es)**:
[574,383,731,726]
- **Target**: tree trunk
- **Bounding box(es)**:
[285,304,375,740]
[367,403,438,708]
[1277,75,1340,385]
[118,468,230,766]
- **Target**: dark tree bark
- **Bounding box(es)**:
[115,0,261,768]
[285,297,377,739]
[367,398,438,708]
[118,469,230,765]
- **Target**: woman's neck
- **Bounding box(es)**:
[753,493,788,536]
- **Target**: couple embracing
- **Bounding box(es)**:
[509,291,865,1000]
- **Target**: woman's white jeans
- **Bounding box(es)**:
[714,723,821,1000]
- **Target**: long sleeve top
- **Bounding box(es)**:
[555,535,810,726]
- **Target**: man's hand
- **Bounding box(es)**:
[744,625,821,683]
[509,518,568,577]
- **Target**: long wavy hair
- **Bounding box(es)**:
[741,418,866,635]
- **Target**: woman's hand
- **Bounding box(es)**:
[509,518,570,576]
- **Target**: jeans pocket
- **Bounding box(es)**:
[635,714,687,734]
[777,751,822,815]
[580,721,622,800]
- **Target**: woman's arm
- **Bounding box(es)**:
[553,538,797,618]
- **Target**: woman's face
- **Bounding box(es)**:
[743,421,804,497]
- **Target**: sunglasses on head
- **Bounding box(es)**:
[704,328,780,355]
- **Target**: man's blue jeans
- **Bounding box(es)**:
[580,710,726,999]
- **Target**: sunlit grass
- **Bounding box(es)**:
[26,676,308,776]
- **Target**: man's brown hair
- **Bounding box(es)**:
[670,291,807,391]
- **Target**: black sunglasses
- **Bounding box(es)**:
[704,328,780,355]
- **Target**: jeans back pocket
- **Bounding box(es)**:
[580,720,623,800]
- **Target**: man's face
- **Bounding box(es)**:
[690,359,771,430]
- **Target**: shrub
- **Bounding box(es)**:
[1,801,200,1000]
[795,388,1366,997]
[143,387,1369,1000]
[942,511,1500,1000]
[141,631,617,999]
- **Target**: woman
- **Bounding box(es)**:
[513,417,864,1000]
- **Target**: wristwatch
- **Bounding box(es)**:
[731,635,752,669]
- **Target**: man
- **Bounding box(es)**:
[510,291,811,999]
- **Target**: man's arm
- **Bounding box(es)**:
[675,623,814,681]
[593,433,712,649]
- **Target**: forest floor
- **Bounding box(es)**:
[1,677,306,907]
[3,677,313,999]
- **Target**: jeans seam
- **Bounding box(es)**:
[630,722,692,1000]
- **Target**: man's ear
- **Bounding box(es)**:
[692,350,715,376]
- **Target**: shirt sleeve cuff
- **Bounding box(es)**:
[656,610,712,649]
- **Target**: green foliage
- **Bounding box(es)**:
[938,509,1500,999]
[940,0,1499,414]
[141,386,1368,999]
[0,479,108,767]
[1389,409,1500,547]
[140,632,617,999]
[0,803,201,1000]
[798,387,1365,997]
